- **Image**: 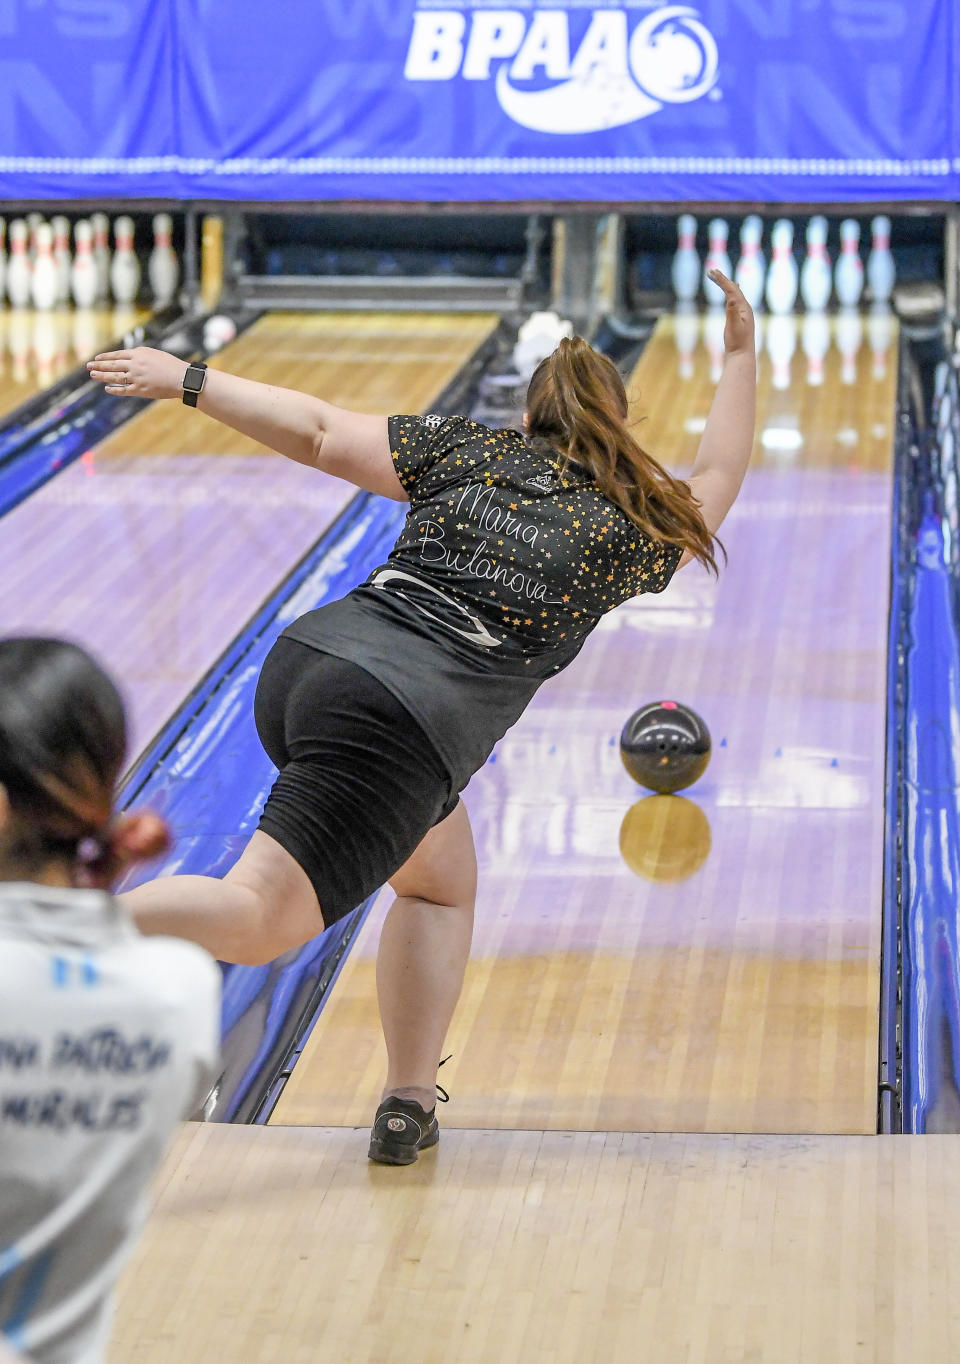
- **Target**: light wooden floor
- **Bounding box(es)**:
[97,311,493,457]
[273,312,897,1135]
[0,305,148,408]
[1,311,496,757]
[111,1122,960,1364]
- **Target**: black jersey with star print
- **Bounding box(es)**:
[282,415,682,793]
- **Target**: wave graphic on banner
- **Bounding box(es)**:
[495,6,719,135]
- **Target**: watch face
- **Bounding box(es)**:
[183,368,205,393]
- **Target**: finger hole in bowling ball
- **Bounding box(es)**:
[619,700,711,795]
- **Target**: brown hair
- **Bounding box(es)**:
[526,336,720,575]
[0,638,169,889]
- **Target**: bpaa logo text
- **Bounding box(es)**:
[404,6,720,133]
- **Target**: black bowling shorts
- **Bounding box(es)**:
[254,636,459,924]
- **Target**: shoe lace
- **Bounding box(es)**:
[437,1054,452,1104]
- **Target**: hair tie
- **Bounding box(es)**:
[73,827,115,889]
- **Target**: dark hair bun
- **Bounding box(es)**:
[112,811,170,864]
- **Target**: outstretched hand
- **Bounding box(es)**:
[707,269,755,355]
[87,346,188,400]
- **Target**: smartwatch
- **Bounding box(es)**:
[181,361,208,407]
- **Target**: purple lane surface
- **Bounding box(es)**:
[0,450,351,760]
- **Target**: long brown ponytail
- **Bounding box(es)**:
[526,336,720,575]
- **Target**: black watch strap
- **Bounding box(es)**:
[181,361,208,408]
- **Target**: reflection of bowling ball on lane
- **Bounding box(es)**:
[619,795,712,882]
[619,700,711,794]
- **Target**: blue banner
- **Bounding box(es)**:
[1,0,956,201]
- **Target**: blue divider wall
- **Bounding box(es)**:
[894,356,960,1132]
[901,499,960,1130]
[1,2,956,202]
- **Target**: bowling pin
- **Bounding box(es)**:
[30,223,58,310]
[6,220,32,308]
[835,306,863,385]
[801,310,830,387]
[734,215,765,311]
[800,216,832,311]
[703,219,731,306]
[673,303,698,380]
[704,304,725,383]
[671,214,700,304]
[867,215,895,304]
[834,220,864,308]
[148,212,179,307]
[70,220,98,309]
[51,216,71,305]
[867,303,894,380]
[26,212,44,263]
[765,220,798,315]
[110,215,140,304]
[90,212,111,302]
[766,314,797,390]
[0,217,6,308]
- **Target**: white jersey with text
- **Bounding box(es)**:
[0,884,220,1364]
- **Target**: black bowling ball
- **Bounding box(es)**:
[619,701,711,794]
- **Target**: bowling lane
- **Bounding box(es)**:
[0,305,150,411]
[0,311,497,760]
[274,309,896,1136]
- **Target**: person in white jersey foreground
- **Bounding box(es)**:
[0,639,220,1363]
[88,268,755,1166]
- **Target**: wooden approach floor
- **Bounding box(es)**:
[111,1122,960,1364]
[0,311,496,757]
[274,311,897,1136]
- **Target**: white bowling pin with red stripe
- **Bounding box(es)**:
[867,215,895,304]
[703,218,731,306]
[70,220,98,309]
[30,223,58,309]
[6,219,32,308]
[765,221,798,315]
[800,216,832,311]
[734,216,765,310]
[148,213,179,307]
[90,212,111,302]
[110,216,140,304]
[51,216,72,305]
[834,220,864,308]
[671,215,700,304]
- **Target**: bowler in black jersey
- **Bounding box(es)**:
[88,268,755,1164]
